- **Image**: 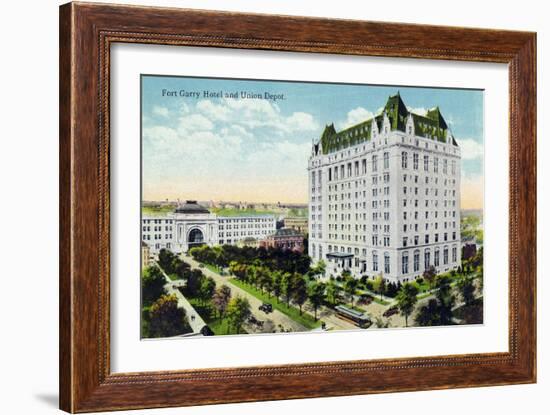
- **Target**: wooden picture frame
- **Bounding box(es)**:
[59,2,536,412]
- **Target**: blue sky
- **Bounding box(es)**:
[142,75,484,207]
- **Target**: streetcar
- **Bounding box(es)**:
[334,305,372,328]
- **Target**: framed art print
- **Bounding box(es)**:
[59,2,536,412]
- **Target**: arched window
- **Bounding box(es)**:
[413,250,420,272]
[401,151,408,169]
[424,248,431,270]
[402,251,409,274]
[384,252,390,274]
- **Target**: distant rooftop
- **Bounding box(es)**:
[272,228,302,237]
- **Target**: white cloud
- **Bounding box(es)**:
[457,138,484,160]
[152,105,169,118]
[340,107,374,129]
[195,97,317,133]
[285,112,318,132]
[178,113,214,133]
[221,124,253,139]
[196,99,231,122]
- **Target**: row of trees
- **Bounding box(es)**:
[229,261,330,320]
[189,244,311,275]
[414,272,480,326]
[155,249,256,334]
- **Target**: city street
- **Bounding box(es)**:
[181,255,308,333]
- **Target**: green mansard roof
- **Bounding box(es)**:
[317,92,457,154]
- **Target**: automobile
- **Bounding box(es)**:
[383,306,399,317]
[258,303,273,313]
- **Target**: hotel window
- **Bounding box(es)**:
[443,246,449,264]
[354,161,359,176]
[452,246,457,262]
[424,249,431,269]
[434,156,439,173]
[443,159,448,174]
[372,155,378,172]
[425,234,429,244]
[384,253,390,273]
[424,155,429,171]
[413,250,420,272]
[372,251,379,271]
[402,252,409,274]
[434,249,440,266]
[401,151,408,168]
[413,153,419,170]
[383,152,389,169]
[402,237,408,247]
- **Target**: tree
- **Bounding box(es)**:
[256,267,272,294]
[185,269,205,297]
[415,299,441,326]
[148,294,191,338]
[271,270,283,301]
[325,279,340,306]
[292,273,308,314]
[372,274,386,300]
[212,285,231,318]
[308,282,326,320]
[198,276,216,305]
[246,264,258,288]
[226,296,251,334]
[396,282,419,327]
[423,266,437,289]
[141,265,167,306]
[158,248,176,274]
[229,261,248,282]
[310,260,326,279]
[281,272,293,307]
[434,274,455,325]
[343,276,358,307]
[457,275,476,306]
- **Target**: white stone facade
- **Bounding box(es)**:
[142,203,276,255]
[308,94,461,283]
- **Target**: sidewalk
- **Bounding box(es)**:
[155,263,207,334]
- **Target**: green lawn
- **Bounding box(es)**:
[142,205,175,216]
[167,273,182,281]
[417,292,434,300]
[204,263,221,274]
[228,278,321,330]
[187,297,244,335]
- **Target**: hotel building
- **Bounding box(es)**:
[308,93,461,283]
[142,200,276,255]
